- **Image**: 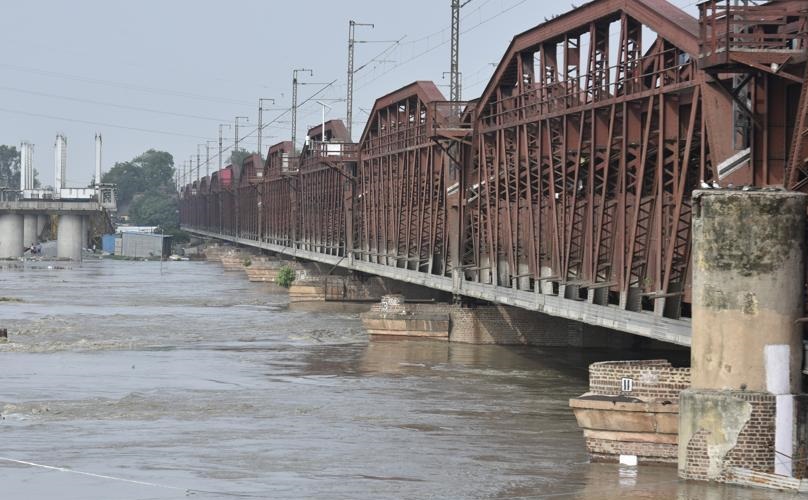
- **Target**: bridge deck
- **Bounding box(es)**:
[185,226,691,346]
[0,200,104,214]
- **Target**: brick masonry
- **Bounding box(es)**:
[589,360,691,402]
[572,360,690,464]
[680,391,779,481]
[587,438,679,463]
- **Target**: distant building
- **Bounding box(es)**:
[119,232,171,258]
[116,226,158,234]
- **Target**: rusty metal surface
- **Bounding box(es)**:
[180,0,807,331]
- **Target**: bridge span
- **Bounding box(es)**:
[181,0,807,347]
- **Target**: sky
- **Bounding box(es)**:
[0,0,700,188]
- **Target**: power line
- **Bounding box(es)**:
[0,105,214,140]
[185,81,338,182]
[355,0,530,92]
[0,85,229,123]
[0,62,254,107]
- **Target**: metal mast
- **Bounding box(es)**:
[218,123,231,171]
[206,140,215,178]
[291,68,313,152]
[450,0,470,101]
[234,116,248,164]
[347,20,374,141]
[196,144,202,183]
[258,98,275,160]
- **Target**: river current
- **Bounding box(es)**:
[0,259,790,499]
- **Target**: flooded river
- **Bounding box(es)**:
[0,259,792,499]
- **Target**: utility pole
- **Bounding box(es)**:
[347,20,374,141]
[234,116,249,165]
[189,155,195,184]
[206,140,216,178]
[450,0,471,102]
[196,144,203,183]
[258,98,275,160]
[291,68,313,152]
[218,123,231,171]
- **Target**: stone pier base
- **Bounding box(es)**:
[361,294,637,347]
[570,360,690,465]
[288,273,447,304]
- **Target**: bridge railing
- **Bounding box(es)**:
[699,0,807,68]
[427,101,473,137]
[299,141,358,171]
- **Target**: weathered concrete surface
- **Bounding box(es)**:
[570,360,690,464]
[691,190,806,393]
[36,214,48,239]
[0,213,24,258]
[678,390,754,480]
[570,398,679,463]
[0,200,101,214]
[56,213,83,260]
[22,214,37,246]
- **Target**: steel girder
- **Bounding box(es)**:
[354,82,453,276]
[466,7,706,318]
[178,0,808,325]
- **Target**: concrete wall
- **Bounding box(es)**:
[22,214,38,246]
[691,191,805,393]
[56,214,83,260]
[0,213,23,258]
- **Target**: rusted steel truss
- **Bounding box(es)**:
[354,82,454,275]
[180,0,807,325]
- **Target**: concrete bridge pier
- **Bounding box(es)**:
[22,214,38,247]
[56,214,84,260]
[36,215,48,240]
[679,190,808,486]
[0,213,24,258]
[81,216,88,250]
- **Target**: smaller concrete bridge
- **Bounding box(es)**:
[0,197,114,260]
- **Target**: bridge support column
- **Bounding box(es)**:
[37,215,48,240]
[679,190,808,485]
[81,216,88,250]
[22,214,38,247]
[0,213,24,258]
[57,214,83,261]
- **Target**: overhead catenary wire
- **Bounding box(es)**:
[184,80,338,182]
[354,0,530,91]
[0,106,214,141]
[0,62,255,107]
[0,84,231,123]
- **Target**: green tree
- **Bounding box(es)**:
[102,161,146,205]
[129,191,178,227]
[229,148,255,168]
[101,149,175,205]
[135,150,174,190]
[0,146,40,189]
[0,145,20,188]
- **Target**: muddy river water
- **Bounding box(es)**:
[0,259,794,499]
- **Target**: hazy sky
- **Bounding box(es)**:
[0,0,699,187]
